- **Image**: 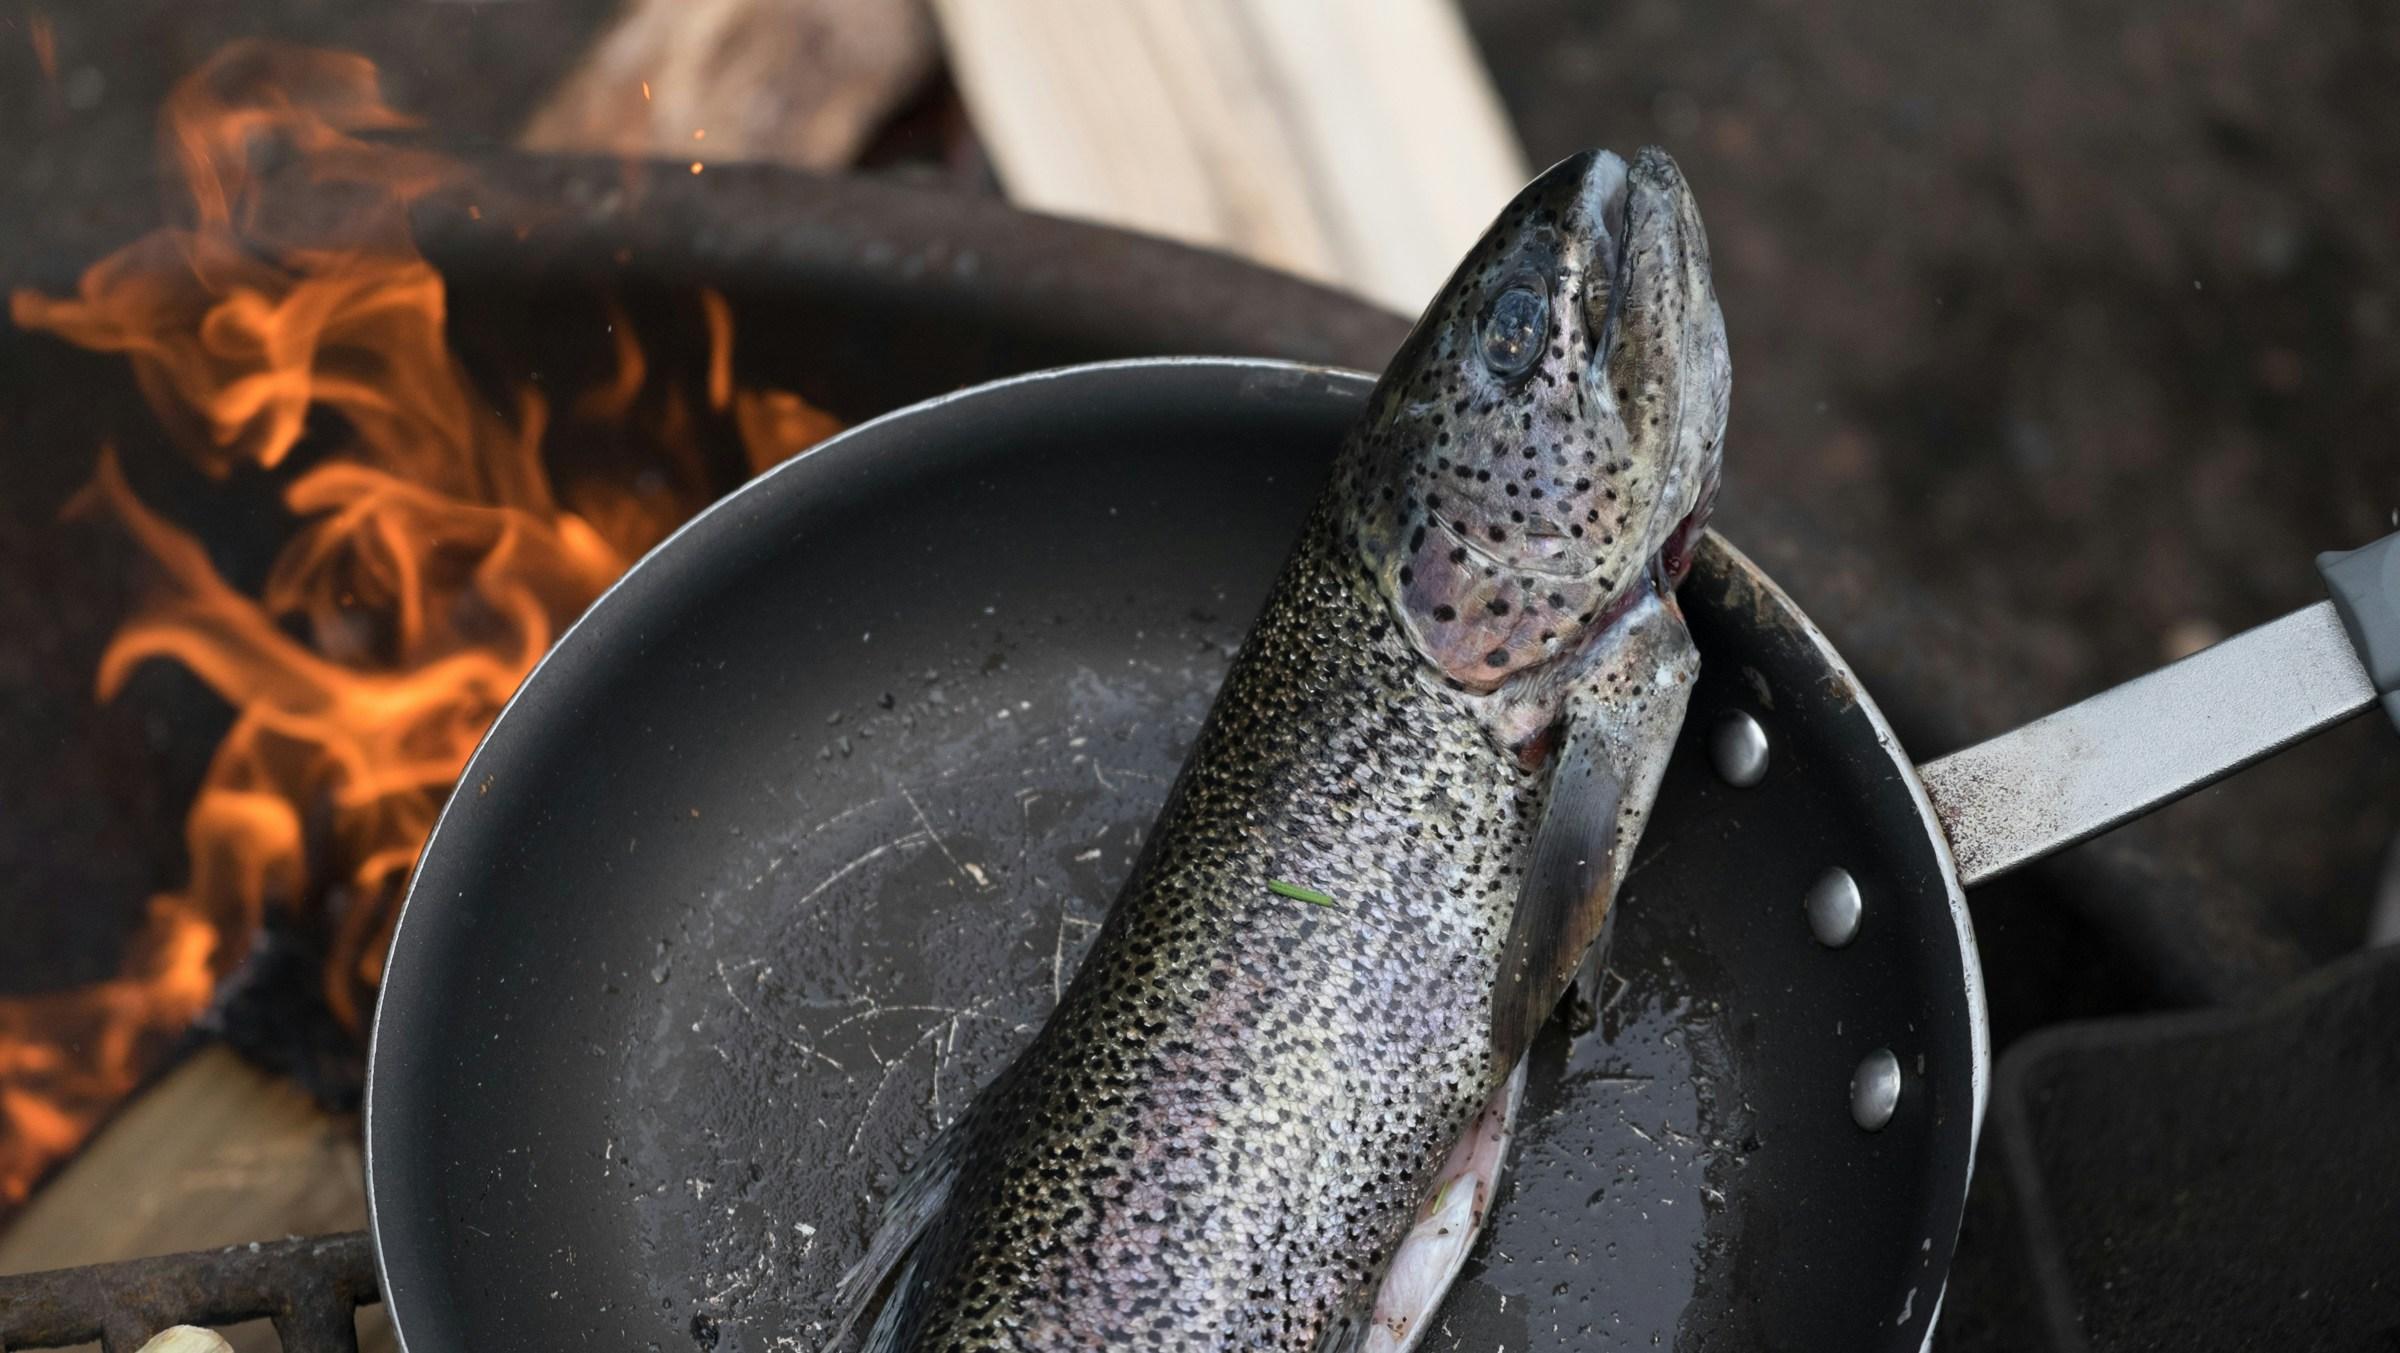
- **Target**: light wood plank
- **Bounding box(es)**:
[929,0,1529,314]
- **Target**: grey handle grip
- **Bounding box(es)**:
[1917,529,2399,887]
[2319,533,2400,733]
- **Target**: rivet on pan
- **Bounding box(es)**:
[1710,710,1770,788]
[1806,868,1864,948]
[1851,1048,1902,1131]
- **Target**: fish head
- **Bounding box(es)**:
[1341,147,1729,695]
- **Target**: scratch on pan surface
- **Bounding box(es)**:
[902,785,985,889]
[845,991,1015,1155]
[714,957,845,1073]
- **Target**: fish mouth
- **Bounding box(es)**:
[1580,158,1635,373]
[1576,148,1719,609]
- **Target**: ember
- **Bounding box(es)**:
[0,40,837,1209]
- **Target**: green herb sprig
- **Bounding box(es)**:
[1266,879,1338,908]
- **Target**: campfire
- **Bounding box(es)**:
[0,40,839,1213]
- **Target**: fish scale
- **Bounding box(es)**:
[831,146,1729,1352]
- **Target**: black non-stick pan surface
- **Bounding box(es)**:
[367,359,1982,1352]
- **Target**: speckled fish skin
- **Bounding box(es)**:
[843,147,1729,1352]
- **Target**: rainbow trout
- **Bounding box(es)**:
[832,147,1729,1352]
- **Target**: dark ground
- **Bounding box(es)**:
[2,0,2397,1346]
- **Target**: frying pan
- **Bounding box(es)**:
[364,358,2396,1352]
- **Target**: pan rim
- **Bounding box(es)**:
[362,355,1993,1351]
[1693,534,1990,1350]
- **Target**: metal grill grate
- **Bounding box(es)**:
[0,1232,376,1353]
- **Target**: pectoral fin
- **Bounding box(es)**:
[1490,710,1625,1071]
[1489,589,1699,1071]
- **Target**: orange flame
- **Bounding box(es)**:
[1,40,838,1207]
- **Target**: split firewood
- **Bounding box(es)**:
[0,1047,366,1275]
[926,0,1528,313]
[522,0,939,170]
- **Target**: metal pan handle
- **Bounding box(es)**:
[1917,530,2400,886]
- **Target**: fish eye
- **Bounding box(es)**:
[1479,284,1547,380]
